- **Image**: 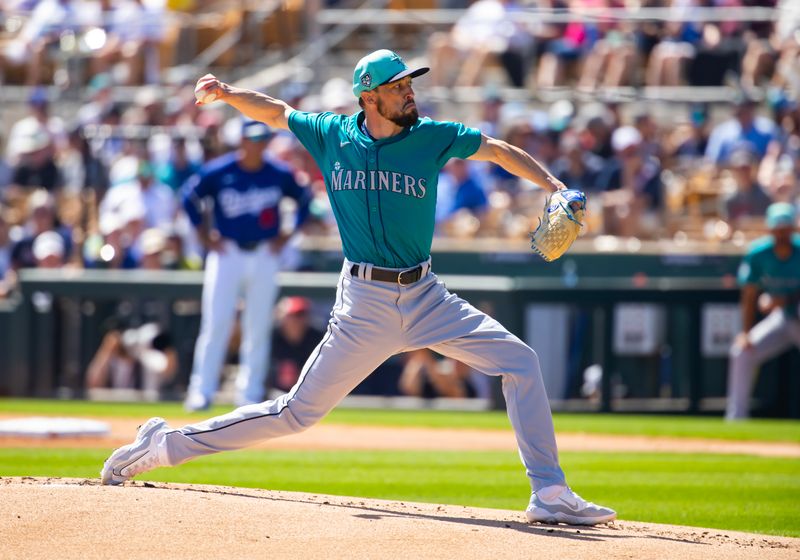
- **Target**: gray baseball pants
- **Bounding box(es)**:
[726,309,800,420]
[163,260,567,491]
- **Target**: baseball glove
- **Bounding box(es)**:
[529,189,586,262]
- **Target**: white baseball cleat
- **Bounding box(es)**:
[526,485,616,526]
[183,391,211,413]
[100,417,170,485]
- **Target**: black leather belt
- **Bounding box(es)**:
[235,240,262,251]
[350,264,424,286]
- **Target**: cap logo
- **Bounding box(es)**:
[360,73,372,88]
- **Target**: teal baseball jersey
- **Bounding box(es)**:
[738,234,800,316]
[288,110,482,268]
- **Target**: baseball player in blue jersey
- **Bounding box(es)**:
[727,202,800,420]
[181,121,310,411]
[102,50,616,525]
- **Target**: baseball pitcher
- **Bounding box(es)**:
[102,50,615,525]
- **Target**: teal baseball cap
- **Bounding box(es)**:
[766,202,797,229]
[352,49,429,97]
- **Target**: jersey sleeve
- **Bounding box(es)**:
[287,110,338,163]
[180,171,213,227]
[737,250,761,287]
[436,121,482,165]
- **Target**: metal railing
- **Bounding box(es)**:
[316,6,783,25]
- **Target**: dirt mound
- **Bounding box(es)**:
[2,477,797,560]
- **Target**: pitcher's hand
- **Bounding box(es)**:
[194,74,228,106]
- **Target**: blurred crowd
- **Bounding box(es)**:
[1,0,800,301]
[428,0,798,92]
[1,0,169,86]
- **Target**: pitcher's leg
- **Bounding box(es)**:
[404,279,564,490]
[726,311,795,420]
[164,273,403,465]
[431,324,565,491]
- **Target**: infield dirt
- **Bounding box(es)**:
[1,415,798,457]
[2,477,798,560]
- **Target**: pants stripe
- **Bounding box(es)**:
[179,273,345,437]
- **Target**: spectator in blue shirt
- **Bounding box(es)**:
[438,159,488,221]
[705,96,780,165]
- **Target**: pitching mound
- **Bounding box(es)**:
[2,477,797,560]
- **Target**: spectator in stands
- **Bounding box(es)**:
[100,159,177,232]
[582,113,615,161]
[645,5,701,87]
[720,148,773,226]
[670,103,711,162]
[0,143,10,191]
[398,349,485,399]
[92,0,165,84]
[705,95,780,164]
[10,189,72,269]
[551,131,604,193]
[8,121,62,196]
[31,229,66,268]
[162,226,202,271]
[768,167,799,205]
[2,0,94,85]
[195,110,228,162]
[124,86,167,127]
[634,111,663,161]
[5,88,65,166]
[428,0,535,88]
[577,18,639,90]
[771,0,800,92]
[739,3,780,90]
[490,117,537,194]
[437,159,489,223]
[475,89,505,138]
[536,0,598,88]
[596,125,663,238]
[155,137,201,193]
[0,207,15,298]
[726,202,800,420]
[85,228,178,400]
[57,124,110,195]
[267,296,324,394]
[77,73,115,126]
[685,22,744,87]
[84,211,137,269]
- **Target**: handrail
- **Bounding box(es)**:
[317,6,781,25]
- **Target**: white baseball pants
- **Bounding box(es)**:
[726,310,800,420]
[168,260,567,491]
[187,240,280,406]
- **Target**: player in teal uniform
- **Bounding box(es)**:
[727,202,800,420]
[101,50,616,525]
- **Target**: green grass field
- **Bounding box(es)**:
[2,398,800,442]
[1,399,799,537]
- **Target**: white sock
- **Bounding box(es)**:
[536,484,567,501]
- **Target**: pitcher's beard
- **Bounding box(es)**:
[377,98,419,128]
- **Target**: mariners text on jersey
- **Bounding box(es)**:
[289,110,481,268]
[330,165,428,199]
